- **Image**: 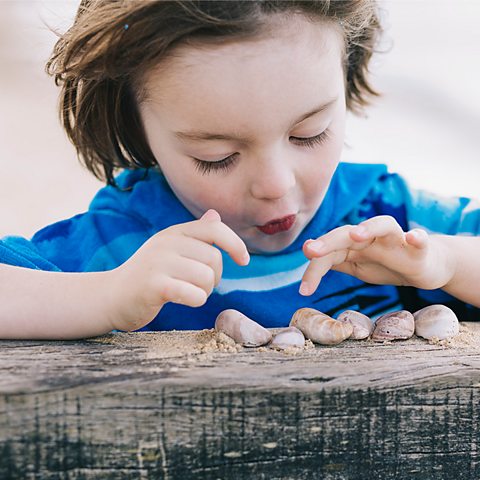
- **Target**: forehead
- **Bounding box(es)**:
[141,14,344,127]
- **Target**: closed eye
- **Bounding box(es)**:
[192,153,239,175]
[192,128,331,175]
[290,128,331,148]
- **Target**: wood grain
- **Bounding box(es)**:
[1,324,480,479]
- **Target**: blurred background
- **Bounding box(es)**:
[0,0,479,238]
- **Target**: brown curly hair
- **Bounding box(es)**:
[46,0,384,186]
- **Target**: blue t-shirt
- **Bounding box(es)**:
[1,162,479,329]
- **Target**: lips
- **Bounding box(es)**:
[257,214,297,235]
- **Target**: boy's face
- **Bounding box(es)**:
[140,15,346,254]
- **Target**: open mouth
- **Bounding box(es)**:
[256,214,297,235]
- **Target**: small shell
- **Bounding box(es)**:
[371,310,414,342]
[337,310,374,340]
[413,304,459,340]
[290,308,353,345]
[215,309,272,347]
[269,326,305,350]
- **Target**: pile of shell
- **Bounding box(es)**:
[214,304,459,350]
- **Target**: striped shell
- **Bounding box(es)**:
[290,308,353,345]
[413,304,459,340]
[215,309,272,347]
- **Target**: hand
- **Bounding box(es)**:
[299,215,455,296]
[110,209,249,331]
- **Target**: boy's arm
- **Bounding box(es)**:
[0,264,117,340]
[0,209,152,339]
[437,235,480,307]
[0,210,249,340]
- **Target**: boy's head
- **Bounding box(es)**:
[47,1,382,253]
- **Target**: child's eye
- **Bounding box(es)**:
[290,128,331,148]
[192,153,239,175]
[192,128,331,175]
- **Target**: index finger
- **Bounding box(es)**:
[303,224,368,260]
[182,209,250,266]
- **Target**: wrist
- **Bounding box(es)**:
[106,265,164,332]
[104,266,135,332]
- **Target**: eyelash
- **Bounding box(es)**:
[192,128,331,175]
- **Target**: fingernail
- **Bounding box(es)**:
[299,281,311,296]
[242,251,250,265]
[306,240,324,254]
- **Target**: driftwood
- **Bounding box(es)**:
[1,323,480,479]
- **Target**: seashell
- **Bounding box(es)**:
[290,308,353,345]
[269,326,305,350]
[215,309,272,347]
[413,304,459,340]
[371,310,414,342]
[337,310,374,340]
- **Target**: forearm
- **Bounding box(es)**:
[0,264,117,340]
[437,235,480,308]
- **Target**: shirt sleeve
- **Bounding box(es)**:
[364,171,480,235]
[355,171,480,319]
[0,236,61,271]
[0,208,152,273]
[0,168,189,274]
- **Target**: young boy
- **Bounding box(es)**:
[0,0,478,339]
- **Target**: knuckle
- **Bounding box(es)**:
[380,215,398,227]
[163,224,181,236]
[159,280,181,302]
[344,224,358,235]
[411,228,428,240]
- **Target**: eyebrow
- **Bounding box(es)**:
[174,96,338,143]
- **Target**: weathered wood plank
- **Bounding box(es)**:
[1,324,480,479]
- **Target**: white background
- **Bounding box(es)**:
[0,0,479,238]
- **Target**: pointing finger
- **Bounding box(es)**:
[303,225,371,260]
[299,250,347,296]
[181,211,250,266]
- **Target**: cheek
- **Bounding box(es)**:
[304,159,335,198]
[167,168,241,218]
[321,115,346,173]
[174,175,214,206]
[302,133,343,202]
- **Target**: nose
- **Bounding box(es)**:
[249,152,296,201]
